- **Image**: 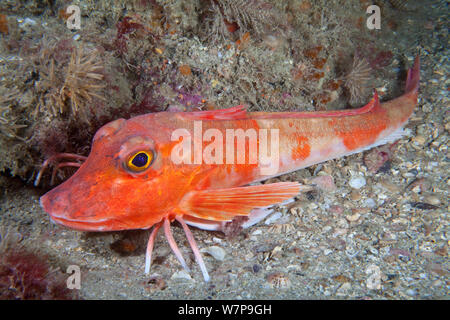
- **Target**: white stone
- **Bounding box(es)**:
[364,198,376,208]
[349,176,366,189]
[201,246,226,261]
[170,270,192,281]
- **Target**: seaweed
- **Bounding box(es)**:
[114,16,145,55]
[0,230,76,300]
[368,50,394,70]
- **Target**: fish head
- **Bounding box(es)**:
[40,116,183,231]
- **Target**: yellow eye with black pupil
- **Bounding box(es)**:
[127,151,153,172]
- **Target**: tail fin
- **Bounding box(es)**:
[405,56,420,94]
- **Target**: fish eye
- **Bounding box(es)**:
[126,150,154,172]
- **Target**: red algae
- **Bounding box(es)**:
[369,51,394,70]
[0,247,75,300]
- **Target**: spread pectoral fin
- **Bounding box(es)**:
[178,182,312,221]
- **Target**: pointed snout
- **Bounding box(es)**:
[40,188,70,220]
[39,179,116,231]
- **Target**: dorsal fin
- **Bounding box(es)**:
[179,92,381,121]
[181,105,248,120]
[250,91,380,120]
[297,90,380,118]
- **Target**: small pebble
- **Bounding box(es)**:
[424,195,441,206]
[349,176,366,189]
[310,175,336,192]
[405,289,417,297]
[201,246,226,261]
[379,180,400,193]
[252,264,261,273]
[336,282,352,296]
[345,213,360,222]
[363,198,376,208]
[412,135,426,145]
[366,265,382,290]
[251,229,262,236]
[350,190,361,201]
[18,17,37,27]
[170,270,192,281]
[212,237,222,243]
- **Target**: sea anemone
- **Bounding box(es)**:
[37,44,105,122]
[343,55,372,106]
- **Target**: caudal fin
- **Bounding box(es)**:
[405,56,420,94]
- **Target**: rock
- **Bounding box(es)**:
[345,213,360,222]
[171,270,193,281]
[350,190,361,201]
[379,179,400,193]
[424,195,441,206]
[201,246,226,261]
[251,229,262,236]
[336,282,352,296]
[363,198,376,208]
[310,175,336,192]
[405,289,417,297]
[349,176,366,189]
[412,135,426,145]
[366,265,382,290]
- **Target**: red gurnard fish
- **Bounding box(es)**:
[39,57,420,282]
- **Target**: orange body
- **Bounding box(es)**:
[40,57,420,280]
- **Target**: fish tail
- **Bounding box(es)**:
[383,56,420,128]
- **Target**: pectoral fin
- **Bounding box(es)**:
[178,182,311,221]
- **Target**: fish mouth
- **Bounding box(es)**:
[48,215,113,231]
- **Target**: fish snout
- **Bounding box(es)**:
[39,180,121,231]
[40,183,100,226]
[40,188,71,220]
